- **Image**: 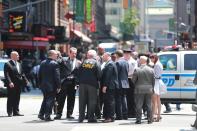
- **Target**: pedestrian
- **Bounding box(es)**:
[54,47,81,119]
[101,52,118,122]
[38,50,61,121]
[123,49,137,118]
[132,56,155,124]
[4,51,28,117]
[78,50,102,123]
[150,54,165,122]
[115,50,129,120]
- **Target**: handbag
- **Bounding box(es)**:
[193,70,197,85]
[159,79,167,94]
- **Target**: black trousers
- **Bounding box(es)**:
[79,84,97,121]
[127,78,136,117]
[56,80,76,116]
[39,91,56,118]
[103,89,115,120]
[115,88,128,119]
[7,86,21,115]
[95,88,104,118]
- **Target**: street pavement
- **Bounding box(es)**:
[0,89,197,131]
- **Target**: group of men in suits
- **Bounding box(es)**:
[4,48,155,124]
[38,48,81,121]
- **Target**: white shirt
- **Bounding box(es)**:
[154,60,163,79]
[13,60,20,73]
[127,57,137,78]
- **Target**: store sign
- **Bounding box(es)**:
[9,12,26,32]
[0,2,2,17]
[85,0,92,23]
[76,0,84,22]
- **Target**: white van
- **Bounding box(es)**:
[158,50,197,103]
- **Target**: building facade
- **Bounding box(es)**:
[105,0,132,32]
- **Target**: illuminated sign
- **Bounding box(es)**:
[85,0,92,23]
[9,12,26,32]
[76,0,85,22]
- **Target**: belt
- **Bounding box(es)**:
[155,77,161,79]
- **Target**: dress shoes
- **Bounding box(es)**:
[88,119,97,123]
[135,120,141,124]
[115,117,122,120]
[13,113,24,116]
[163,110,172,113]
[123,117,128,120]
[54,115,61,120]
[67,115,74,119]
[8,114,12,117]
[103,118,114,123]
[45,117,54,121]
[78,119,84,123]
[38,115,45,120]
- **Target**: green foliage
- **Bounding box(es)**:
[120,8,139,35]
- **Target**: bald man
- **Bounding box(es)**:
[132,56,155,124]
[4,51,28,117]
[38,50,61,121]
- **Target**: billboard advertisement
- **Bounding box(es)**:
[9,12,26,32]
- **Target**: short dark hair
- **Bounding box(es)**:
[115,50,123,57]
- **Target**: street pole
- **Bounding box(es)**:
[58,0,61,26]
[186,0,192,48]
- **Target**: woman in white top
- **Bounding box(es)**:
[150,54,163,122]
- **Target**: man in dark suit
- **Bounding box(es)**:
[123,49,137,118]
[101,52,119,122]
[115,50,129,120]
[38,50,61,121]
[54,47,81,119]
[4,51,28,117]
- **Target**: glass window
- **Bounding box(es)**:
[159,54,177,71]
[184,54,197,70]
[0,61,6,71]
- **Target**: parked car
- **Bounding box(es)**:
[0,59,9,97]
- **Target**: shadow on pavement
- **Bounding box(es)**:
[24,120,52,123]
[0,115,10,118]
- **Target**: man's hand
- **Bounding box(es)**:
[102,86,107,93]
[57,88,61,93]
[9,82,14,88]
[75,85,79,90]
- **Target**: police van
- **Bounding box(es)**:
[158,50,197,103]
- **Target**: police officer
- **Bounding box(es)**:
[78,50,102,123]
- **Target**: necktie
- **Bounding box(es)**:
[15,61,20,73]
[70,59,73,71]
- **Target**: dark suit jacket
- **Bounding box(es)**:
[57,57,81,84]
[4,60,27,88]
[101,60,119,90]
[38,58,61,93]
[116,58,129,89]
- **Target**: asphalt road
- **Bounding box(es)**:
[0,89,196,131]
